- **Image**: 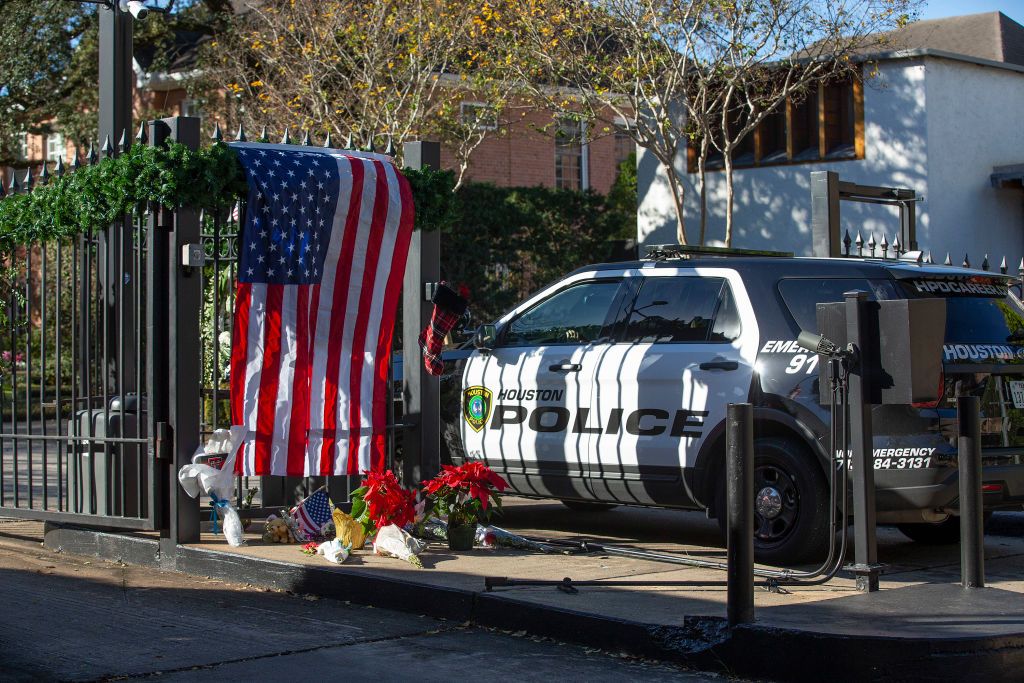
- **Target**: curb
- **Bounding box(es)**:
[40,524,1024,682]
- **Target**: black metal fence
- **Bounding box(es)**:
[0,120,405,533]
[838,227,1024,277]
[0,142,155,529]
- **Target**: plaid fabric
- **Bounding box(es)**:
[417,283,468,376]
[418,307,461,376]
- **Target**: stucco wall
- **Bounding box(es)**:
[639,59,936,254]
[923,58,1024,270]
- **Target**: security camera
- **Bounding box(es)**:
[119,1,149,20]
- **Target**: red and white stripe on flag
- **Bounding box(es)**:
[228,143,414,476]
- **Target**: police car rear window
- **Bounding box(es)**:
[623,277,739,343]
[942,297,1024,344]
[778,278,900,332]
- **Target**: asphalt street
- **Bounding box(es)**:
[0,535,724,683]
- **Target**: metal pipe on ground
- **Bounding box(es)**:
[958,395,985,589]
[726,402,755,626]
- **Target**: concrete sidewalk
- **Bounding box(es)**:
[25,501,1024,681]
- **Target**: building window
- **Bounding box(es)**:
[46,133,65,162]
[180,99,202,119]
[823,76,856,157]
[613,119,634,167]
[757,105,787,163]
[555,117,586,191]
[17,132,28,161]
[687,67,862,173]
[460,102,497,131]
[789,89,820,161]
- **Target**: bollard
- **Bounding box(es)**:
[958,395,985,588]
[726,402,755,626]
[845,290,880,592]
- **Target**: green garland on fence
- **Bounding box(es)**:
[0,143,456,250]
[0,142,247,250]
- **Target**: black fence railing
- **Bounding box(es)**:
[0,145,155,528]
[0,120,406,531]
[839,228,1024,278]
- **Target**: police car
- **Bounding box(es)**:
[441,249,1024,564]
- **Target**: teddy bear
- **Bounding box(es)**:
[262,515,296,544]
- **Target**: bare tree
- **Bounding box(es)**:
[690,0,918,245]
[507,0,917,245]
[507,0,720,244]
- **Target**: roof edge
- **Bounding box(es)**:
[856,47,1024,75]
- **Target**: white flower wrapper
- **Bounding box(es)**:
[317,539,351,564]
[374,524,427,568]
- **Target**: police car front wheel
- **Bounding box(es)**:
[715,436,830,566]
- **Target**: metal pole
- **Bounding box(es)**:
[401,141,442,486]
[958,395,985,589]
[726,402,755,626]
[99,0,135,399]
[147,120,171,533]
[158,117,202,551]
[98,3,133,148]
[810,171,840,257]
[845,290,880,592]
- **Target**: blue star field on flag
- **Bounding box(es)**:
[235,146,341,286]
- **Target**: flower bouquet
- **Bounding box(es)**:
[349,470,425,567]
[349,470,417,537]
[423,462,507,551]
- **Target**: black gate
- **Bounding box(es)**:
[0,167,157,530]
[0,118,424,540]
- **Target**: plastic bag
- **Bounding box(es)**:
[317,539,351,564]
[219,505,246,547]
[374,524,426,568]
[178,426,245,502]
[178,426,247,547]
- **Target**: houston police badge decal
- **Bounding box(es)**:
[463,386,492,432]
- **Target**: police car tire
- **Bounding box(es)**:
[896,512,993,545]
[715,436,830,566]
[561,500,618,512]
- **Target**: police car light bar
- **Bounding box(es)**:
[643,244,794,261]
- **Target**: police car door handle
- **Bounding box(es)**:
[549,363,582,372]
[699,360,739,371]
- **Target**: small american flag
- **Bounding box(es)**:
[229,143,413,476]
[292,488,333,538]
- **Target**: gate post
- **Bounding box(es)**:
[401,141,442,486]
[152,116,202,550]
[810,171,840,258]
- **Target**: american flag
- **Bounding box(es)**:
[229,143,413,476]
[291,488,333,538]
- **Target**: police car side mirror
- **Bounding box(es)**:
[474,324,497,353]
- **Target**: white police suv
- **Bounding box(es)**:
[443,251,1024,564]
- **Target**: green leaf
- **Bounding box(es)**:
[350,497,366,520]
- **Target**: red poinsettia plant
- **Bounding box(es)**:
[423,462,508,528]
[350,470,417,536]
